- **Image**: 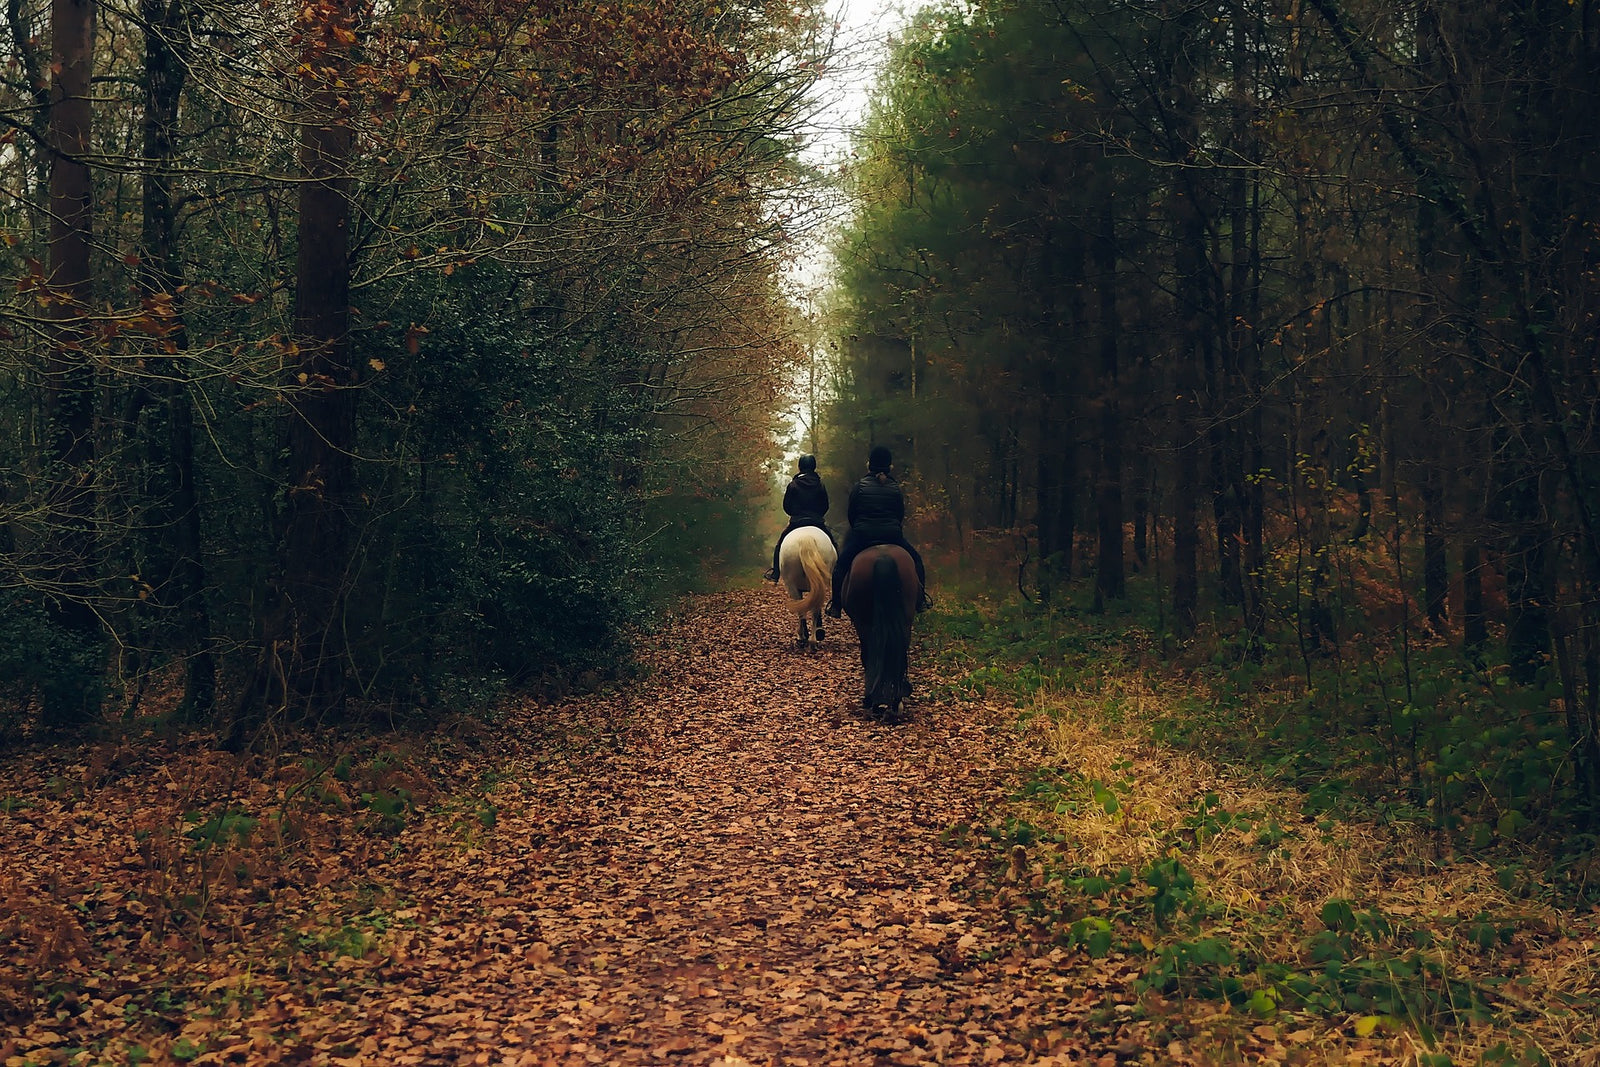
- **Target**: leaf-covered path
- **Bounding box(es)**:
[4,588,1143,1067]
[347,588,1101,1065]
[8,590,1599,1066]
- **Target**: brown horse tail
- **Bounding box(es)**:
[862,551,911,706]
[792,533,831,616]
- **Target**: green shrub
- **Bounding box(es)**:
[0,588,105,737]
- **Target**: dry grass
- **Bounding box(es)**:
[1003,671,1600,1067]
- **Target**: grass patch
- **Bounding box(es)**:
[933,590,1600,1065]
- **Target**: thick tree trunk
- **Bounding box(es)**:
[46,0,94,496]
[1047,235,1086,595]
[237,0,360,739]
[41,0,102,727]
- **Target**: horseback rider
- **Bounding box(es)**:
[765,454,835,582]
[825,446,930,616]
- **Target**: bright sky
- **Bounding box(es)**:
[785,0,935,303]
[773,0,936,463]
[802,0,922,162]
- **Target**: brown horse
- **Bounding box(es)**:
[841,544,920,719]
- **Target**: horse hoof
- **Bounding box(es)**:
[816,627,826,642]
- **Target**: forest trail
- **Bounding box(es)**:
[18,590,1592,1066]
[3,588,1149,1067]
[342,588,1110,1065]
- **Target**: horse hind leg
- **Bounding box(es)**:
[805,609,824,652]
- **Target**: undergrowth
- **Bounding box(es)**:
[920,582,1599,891]
[923,579,1600,1066]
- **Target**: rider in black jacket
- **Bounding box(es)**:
[765,454,835,582]
[825,446,929,615]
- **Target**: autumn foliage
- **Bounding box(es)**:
[0,0,823,730]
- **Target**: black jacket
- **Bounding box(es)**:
[783,471,829,520]
[847,474,905,538]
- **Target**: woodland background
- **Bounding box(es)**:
[826,0,1600,843]
[3,0,1600,842]
[2,0,818,742]
[3,2,1600,1063]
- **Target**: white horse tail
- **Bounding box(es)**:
[792,534,831,617]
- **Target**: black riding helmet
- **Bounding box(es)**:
[798,454,816,472]
[868,445,892,473]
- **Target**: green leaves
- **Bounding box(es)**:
[1246,986,1279,1016]
[1143,856,1195,928]
[1320,898,1357,933]
[1068,916,1114,957]
[1495,809,1528,839]
[184,807,258,851]
[1091,780,1120,815]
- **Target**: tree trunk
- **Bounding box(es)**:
[1205,351,1242,608]
[1166,1,1205,635]
[1422,465,1449,635]
[1056,422,1077,586]
[1093,202,1124,609]
[1133,449,1150,568]
[1414,2,1450,641]
[1503,467,1551,686]
[41,0,102,728]
[237,0,361,739]
[1172,406,1200,633]
[1035,415,1058,603]
[1049,234,1086,594]
[140,0,215,721]
[1463,542,1487,664]
[1234,0,1266,645]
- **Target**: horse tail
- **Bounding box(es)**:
[863,552,910,705]
[792,534,829,616]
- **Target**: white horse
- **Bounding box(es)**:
[778,525,837,650]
